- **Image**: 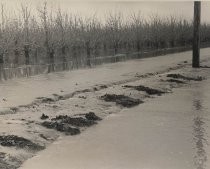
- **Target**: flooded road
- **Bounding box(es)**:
[20,75,210,169]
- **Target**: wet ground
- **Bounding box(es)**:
[1,48,210,168]
[1,48,210,109]
[20,74,210,169]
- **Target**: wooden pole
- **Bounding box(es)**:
[192,1,201,68]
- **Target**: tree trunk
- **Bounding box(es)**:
[48,48,55,73]
[86,41,91,67]
[24,44,30,65]
[62,46,67,70]
[0,51,4,80]
[14,40,19,67]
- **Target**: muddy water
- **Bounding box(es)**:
[20,77,210,169]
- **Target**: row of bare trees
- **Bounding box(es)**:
[1,3,210,71]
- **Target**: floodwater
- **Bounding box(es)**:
[20,74,210,169]
[1,48,210,109]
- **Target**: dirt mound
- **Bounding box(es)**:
[52,115,97,127]
[85,112,102,121]
[40,114,49,120]
[124,85,166,95]
[41,112,101,135]
[42,121,80,135]
[167,74,204,81]
[101,94,143,107]
[0,135,44,151]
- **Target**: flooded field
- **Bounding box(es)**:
[20,72,210,169]
[1,48,210,109]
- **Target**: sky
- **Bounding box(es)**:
[0,0,210,23]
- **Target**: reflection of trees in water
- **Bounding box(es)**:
[192,99,208,169]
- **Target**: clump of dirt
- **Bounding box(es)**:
[51,115,97,127]
[42,121,80,135]
[93,85,108,91]
[36,97,55,103]
[41,112,101,135]
[41,121,56,129]
[40,114,49,120]
[124,85,166,95]
[98,85,108,89]
[135,72,154,78]
[10,107,19,113]
[0,152,21,169]
[41,97,55,103]
[39,134,51,141]
[53,94,64,100]
[167,74,204,81]
[166,79,186,84]
[80,89,92,93]
[78,96,87,99]
[85,112,102,121]
[101,94,143,108]
[0,135,45,151]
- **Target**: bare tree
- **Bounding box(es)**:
[130,12,144,52]
[21,4,31,65]
[106,12,124,55]
[38,2,54,72]
[0,5,210,79]
[55,8,68,70]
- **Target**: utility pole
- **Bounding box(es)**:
[192,1,201,68]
